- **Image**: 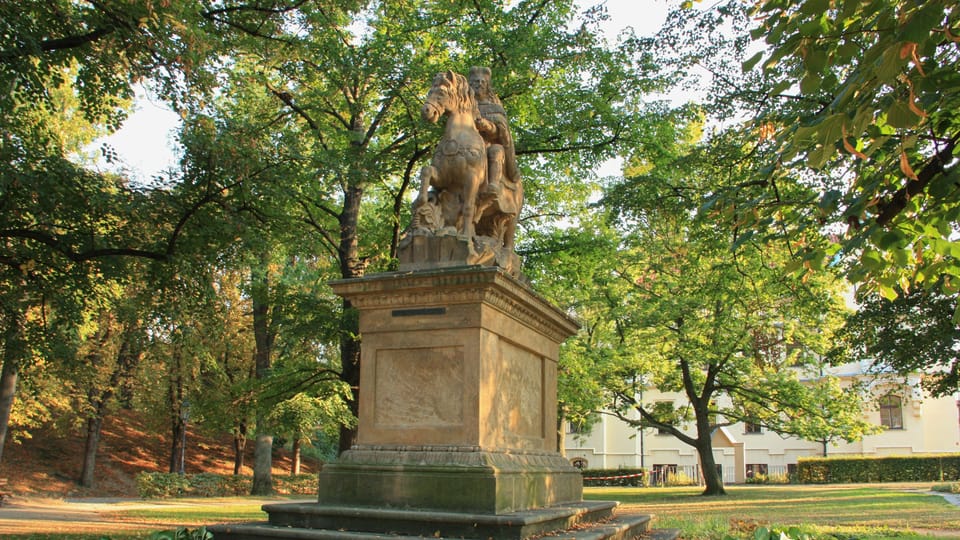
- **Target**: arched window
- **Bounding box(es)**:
[879,394,903,429]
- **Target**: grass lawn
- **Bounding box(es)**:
[584,483,960,539]
[4,485,958,539]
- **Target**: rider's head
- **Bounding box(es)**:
[468,66,493,99]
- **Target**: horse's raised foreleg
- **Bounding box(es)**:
[461,172,482,258]
[415,165,436,206]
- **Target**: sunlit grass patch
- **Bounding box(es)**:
[585,484,960,539]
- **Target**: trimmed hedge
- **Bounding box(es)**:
[136,472,317,499]
[797,454,960,484]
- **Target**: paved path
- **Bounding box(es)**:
[0,496,314,535]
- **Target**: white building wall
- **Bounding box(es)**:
[564,365,960,481]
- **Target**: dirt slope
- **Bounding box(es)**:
[1,409,317,498]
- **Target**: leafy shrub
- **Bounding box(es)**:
[797,454,960,484]
[724,526,811,540]
[150,526,213,540]
[745,473,768,484]
[137,472,316,498]
[665,470,697,487]
[933,482,960,494]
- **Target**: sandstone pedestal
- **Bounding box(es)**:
[210,267,670,540]
[319,266,581,514]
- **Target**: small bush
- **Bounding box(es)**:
[665,470,697,487]
[933,482,960,494]
[137,472,316,499]
[150,526,213,540]
[745,472,768,484]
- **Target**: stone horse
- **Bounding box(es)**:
[416,70,487,260]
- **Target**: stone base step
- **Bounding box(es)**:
[208,501,668,540]
[210,513,666,540]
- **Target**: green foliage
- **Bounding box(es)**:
[135,472,316,499]
[149,527,212,540]
[932,482,960,494]
[724,526,812,540]
[533,113,871,495]
[829,285,960,397]
[666,0,960,316]
[797,454,960,484]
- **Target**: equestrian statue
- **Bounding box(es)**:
[399,67,524,277]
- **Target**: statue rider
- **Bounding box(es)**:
[468,66,520,195]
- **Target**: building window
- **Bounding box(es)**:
[745,463,768,480]
[744,421,762,434]
[879,394,903,429]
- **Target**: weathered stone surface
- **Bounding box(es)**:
[319,266,581,514]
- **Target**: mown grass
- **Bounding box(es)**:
[584,483,960,539]
[3,485,958,539]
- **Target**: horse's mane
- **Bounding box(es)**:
[433,71,480,118]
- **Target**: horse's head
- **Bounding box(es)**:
[422,70,476,124]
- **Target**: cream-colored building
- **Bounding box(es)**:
[564,362,960,484]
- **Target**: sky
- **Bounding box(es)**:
[96,0,674,182]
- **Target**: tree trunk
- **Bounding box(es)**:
[80,327,137,486]
[251,429,274,495]
[170,414,186,474]
[695,440,725,495]
[250,255,275,495]
[168,367,187,474]
[0,309,24,468]
[233,420,247,475]
[337,182,365,456]
[292,437,302,475]
[338,309,361,455]
[80,414,104,487]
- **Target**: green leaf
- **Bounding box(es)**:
[800,0,830,16]
[743,51,765,73]
[886,100,921,129]
[877,230,904,249]
[874,43,907,83]
[800,72,822,94]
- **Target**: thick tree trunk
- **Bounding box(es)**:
[233,420,247,475]
[250,256,275,495]
[695,439,725,495]
[291,437,302,475]
[80,328,137,486]
[251,429,274,495]
[0,309,24,468]
[337,312,361,455]
[337,183,365,456]
[80,414,104,487]
[168,366,187,474]
[170,415,186,474]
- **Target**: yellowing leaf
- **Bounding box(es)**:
[899,151,919,181]
[842,137,867,160]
